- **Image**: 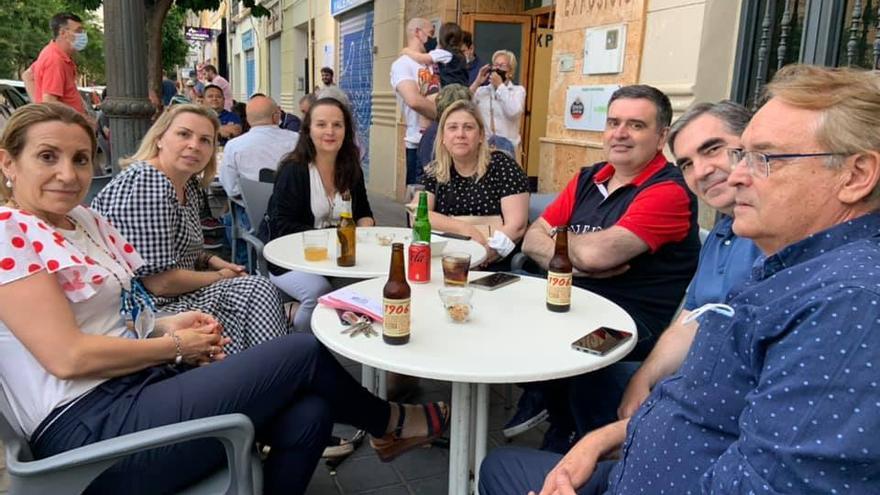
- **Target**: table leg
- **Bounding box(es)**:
[449,382,472,495]
[361,365,377,394]
[377,369,387,400]
[474,383,489,494]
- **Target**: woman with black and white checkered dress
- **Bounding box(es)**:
[92,104,288,354]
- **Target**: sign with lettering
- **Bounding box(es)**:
[184,26,213,42]
[561,0,634,18]
[331,0,372,16]
[564,85,620,131]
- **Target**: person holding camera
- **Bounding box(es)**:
[470,50,526,159]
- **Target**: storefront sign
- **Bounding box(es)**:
[184,26,213,42]
[331,0,372,16]
[561,0,634,18]
[564,85,620,131]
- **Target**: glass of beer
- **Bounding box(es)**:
[441,252,471,287]
[303,230,329,261]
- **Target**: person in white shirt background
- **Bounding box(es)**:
[470,50,526,160]
[219,95,299,263]
[391,17,439,186]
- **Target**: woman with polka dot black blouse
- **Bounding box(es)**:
[420,100,529,267]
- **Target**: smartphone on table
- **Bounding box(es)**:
[470,272,521,291]
[571,327,633,356]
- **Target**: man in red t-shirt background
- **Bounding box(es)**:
[23,13,89,119]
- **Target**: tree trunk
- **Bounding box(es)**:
[145,0,174,108]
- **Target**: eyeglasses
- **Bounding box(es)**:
[726,148,849,178]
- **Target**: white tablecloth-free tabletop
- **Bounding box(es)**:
[311,272,637,494]
[263,226,487,279]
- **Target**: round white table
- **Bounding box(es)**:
[311,272,637,495]
[263,226,487,279]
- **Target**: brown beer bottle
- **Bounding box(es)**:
[336,192,356,267]
[546,226,573,312]
[383,243,411,344]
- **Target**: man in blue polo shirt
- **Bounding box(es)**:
[481,65,880,495]
[205,84,241,145]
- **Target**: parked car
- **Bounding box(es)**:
[0,79,109,173]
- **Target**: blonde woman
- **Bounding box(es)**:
[92,104,288,353]
[421,100,529,268]
[0,103,450,494]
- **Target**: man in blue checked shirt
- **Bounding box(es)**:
[482,64,880,495]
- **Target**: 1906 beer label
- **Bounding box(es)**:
[546,271,572,305]
[383,297,411,337]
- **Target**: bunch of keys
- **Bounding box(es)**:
[340,311,377,338]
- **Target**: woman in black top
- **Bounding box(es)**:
[421,100,529,267]
[266,98,375,333]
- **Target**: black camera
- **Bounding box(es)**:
[493,68,507,80]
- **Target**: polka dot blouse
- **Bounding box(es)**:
[422,151,528,217]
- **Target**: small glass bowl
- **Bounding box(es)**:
[376,233,395,246]
[438,287,474,323]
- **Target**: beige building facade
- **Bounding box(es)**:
[218,0,744,216]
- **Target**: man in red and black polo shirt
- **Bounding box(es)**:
[504,85,701,449]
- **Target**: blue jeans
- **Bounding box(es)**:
[31,334,390,494]
[480,447,616,494]
[222,202,251,266]
[406,147,420,185]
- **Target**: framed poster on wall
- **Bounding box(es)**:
[564,85,620,132]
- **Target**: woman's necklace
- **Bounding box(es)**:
[64,214,157,337]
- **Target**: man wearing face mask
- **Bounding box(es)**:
[23,13,88,116]
[391,17,439,186]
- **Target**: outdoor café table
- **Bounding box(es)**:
[310,271,637,494]
[262,226,487,279]
[265,226,487,396]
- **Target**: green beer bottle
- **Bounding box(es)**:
[412,191,431,243]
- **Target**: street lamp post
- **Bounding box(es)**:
[102,0,154,172]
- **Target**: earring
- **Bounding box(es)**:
[4,178,11,189]
[157,144,162,149]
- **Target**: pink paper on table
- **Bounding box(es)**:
[318,288,384,322]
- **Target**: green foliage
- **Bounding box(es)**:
[0,0,104,82]
[161,5,188,72]
[73,10,105,84]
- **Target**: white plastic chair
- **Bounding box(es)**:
[239,177,275,276]
[0,382,262,495]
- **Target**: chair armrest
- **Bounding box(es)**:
[241,233,267,276]
[9,413,255,495]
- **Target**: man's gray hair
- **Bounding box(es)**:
[668,100,752,155]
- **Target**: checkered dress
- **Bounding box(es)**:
[91,162,287,354]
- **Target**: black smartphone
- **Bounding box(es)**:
[470,272,521,291]
[432,230,471,241]
[571,327,633,356]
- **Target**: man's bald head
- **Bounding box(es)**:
[406,17,430,38]
[246,95,279,126]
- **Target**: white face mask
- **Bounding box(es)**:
[72,31,88,51]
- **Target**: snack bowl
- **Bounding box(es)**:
[438,287,474,323]
[376,232,395,246]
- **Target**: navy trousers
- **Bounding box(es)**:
[479,446,617,495]
[31,333,390,494]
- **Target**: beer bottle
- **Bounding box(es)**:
[383,243,411,344]
[412,191,431,243]
[546,226,573,312]
[336,193,356,267]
